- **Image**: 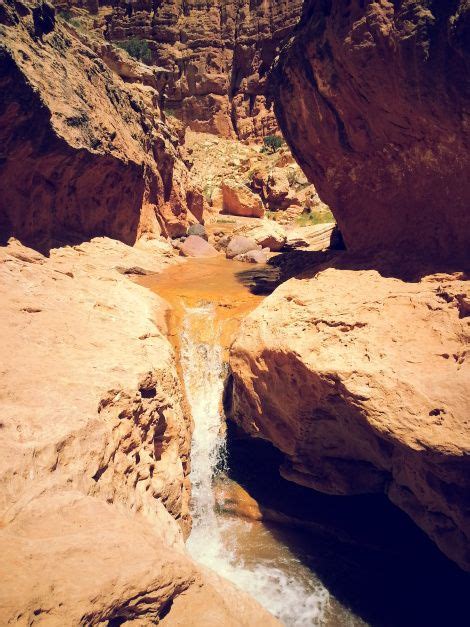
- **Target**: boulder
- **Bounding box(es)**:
[271,0,470,260]
[229,261,470,571]
[234,220,287,251]
[187,223,208,240]
[226,235,259,259]
[264,168,291,210]
[234,249,269,264]
[222,181,265,218]
[180,235,219,258]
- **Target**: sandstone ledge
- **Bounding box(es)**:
[229,256,470,570]
[0,237,278,624]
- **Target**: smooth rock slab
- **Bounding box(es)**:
[234,220,287,251]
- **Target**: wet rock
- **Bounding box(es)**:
[180,234,219,258]
[226,235,259,259]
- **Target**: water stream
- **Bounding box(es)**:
[140,256,469,627]
[181,301,330,625]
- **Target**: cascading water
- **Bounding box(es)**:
[181,301,330,626]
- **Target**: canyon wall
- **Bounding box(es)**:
[0,0,203,251]
[271,0,470,259]
[230,0,470,571]
[103,0,303,140]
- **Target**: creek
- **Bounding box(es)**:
[141,256,468,627]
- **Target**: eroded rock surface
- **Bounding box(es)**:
[0,237,278,625]
[229,259,470,570]
[272,0,470,259]
[0,0,202,250]
[104,0,303,140]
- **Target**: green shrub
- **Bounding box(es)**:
[286,169,297,187]
[296,208,335,227]
[164,108,177,118]
[117,38,152,64]
[262,135,284,154]
[58,10,72,21]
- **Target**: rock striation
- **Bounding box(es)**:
[0,0,203,251]
[229,259,470,571]
[104,0,304,140]
[272,0,470,259]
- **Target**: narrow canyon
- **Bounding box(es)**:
[0,1,469,626]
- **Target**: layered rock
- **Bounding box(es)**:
[272,0,470,259]
[0,237,279,625]
[229,259,470,570]
[0,0,202,251]
[104,0,303,140]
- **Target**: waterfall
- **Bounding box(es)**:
[180,302,330,626]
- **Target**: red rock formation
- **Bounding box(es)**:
[272,0,470,260]
[229,259,470,571]
[104,0,303,140]
[0,0,202,251]
[228,0,470,571]
[0,236,280,625]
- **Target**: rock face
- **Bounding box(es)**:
[229,260,470,570]
[103,0,303,141]
[272,0,470,260]
[0,237,279,625]
[0,0,202,251]
[233,220,287,251]
[222,182,264,218]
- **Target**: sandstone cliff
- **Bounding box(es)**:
[271,0,470,259]
[103,0,303,140]
[0,0,203,251]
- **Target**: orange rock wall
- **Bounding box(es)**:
[272,0,470,259]
[105,0,303,140]
[0,0,200,251]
